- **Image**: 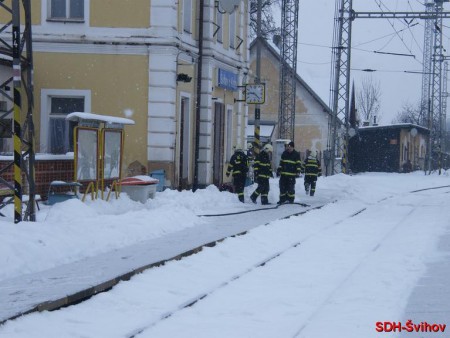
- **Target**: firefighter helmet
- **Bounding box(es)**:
[263,144,273,153]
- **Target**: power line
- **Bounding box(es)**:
[373,50,416,57]
[353,23,419,47]
[373,0,424,66]
[298,60,330,65]
[351,67,420,73]
[299,41,417,57]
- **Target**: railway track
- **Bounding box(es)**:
[124,185,450,338]
[2,184,448,337]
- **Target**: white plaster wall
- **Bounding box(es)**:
[198,57,214,185]
[147,49,177,162]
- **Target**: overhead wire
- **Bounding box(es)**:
[297,38,419,66]
[353,24,419,48]
[299,23,421,55]
[351,67,427,74]
[404,0,426,55]
[373,0,423,65]
[298,1,436,71]
[376,30,400,52]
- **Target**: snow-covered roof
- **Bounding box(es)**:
[246,124,275,138]
[359,123,429,133]
[66,112,135,125]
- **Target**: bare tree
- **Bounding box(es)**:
[356,76,382,124]
[249,0,281,40]
[392,102,422,125]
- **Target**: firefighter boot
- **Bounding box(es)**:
[250,193,258,204]
[261,195,269,205]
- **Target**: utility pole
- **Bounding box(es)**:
[254,0,262,155]
[329,0,450,176]
[193,0,204,192]
[278,0,299,141]
[0,0,36,222]
[429,0,445,174]
[442,60,448,154]
[441,60,448,173]
[12,0,22,223]
[421,1,434,127]
[328,0,353,175]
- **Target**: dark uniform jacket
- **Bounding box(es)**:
[226,151,249,177]
[278,150,302,177]
[254,151,272,179]
[303,156,322,178]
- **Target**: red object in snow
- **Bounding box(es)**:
[120,177,159,186]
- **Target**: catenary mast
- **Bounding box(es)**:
[327,0,353,175]
[328,0,450,175]
[278,0,299,141]
[0,0,36,222]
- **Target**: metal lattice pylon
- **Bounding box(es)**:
[327,0,353,175]
[442,61,448,155]
[421,1,435,126]
[0,0,36,222]
[278,0,299,141]
[428,0,445,172]
[329,0,450,176]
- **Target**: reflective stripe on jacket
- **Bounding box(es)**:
[278,150,302,177]
[226,151,249,177]
[254,151,272,179]
[303,156,322,177]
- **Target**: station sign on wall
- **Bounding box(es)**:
[218,68,238,91]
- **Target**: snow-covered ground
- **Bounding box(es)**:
[0,172,449,337]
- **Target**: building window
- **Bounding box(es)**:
[0,118,12,138]
[41,89,90,154]
[229,12,236,49]
[49,97,82,154]
[183,0,192,33]
[217,11,223,43]
[48,0,84,21]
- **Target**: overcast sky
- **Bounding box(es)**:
[294,0,449,125]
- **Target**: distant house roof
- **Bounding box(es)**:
[250,38,332,117]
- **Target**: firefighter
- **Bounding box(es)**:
[276,141,302,204]
[250,143,273,205]
[226,147,249,203]
[303,149,322,196]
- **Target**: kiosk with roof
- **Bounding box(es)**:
[66,112,135,201]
